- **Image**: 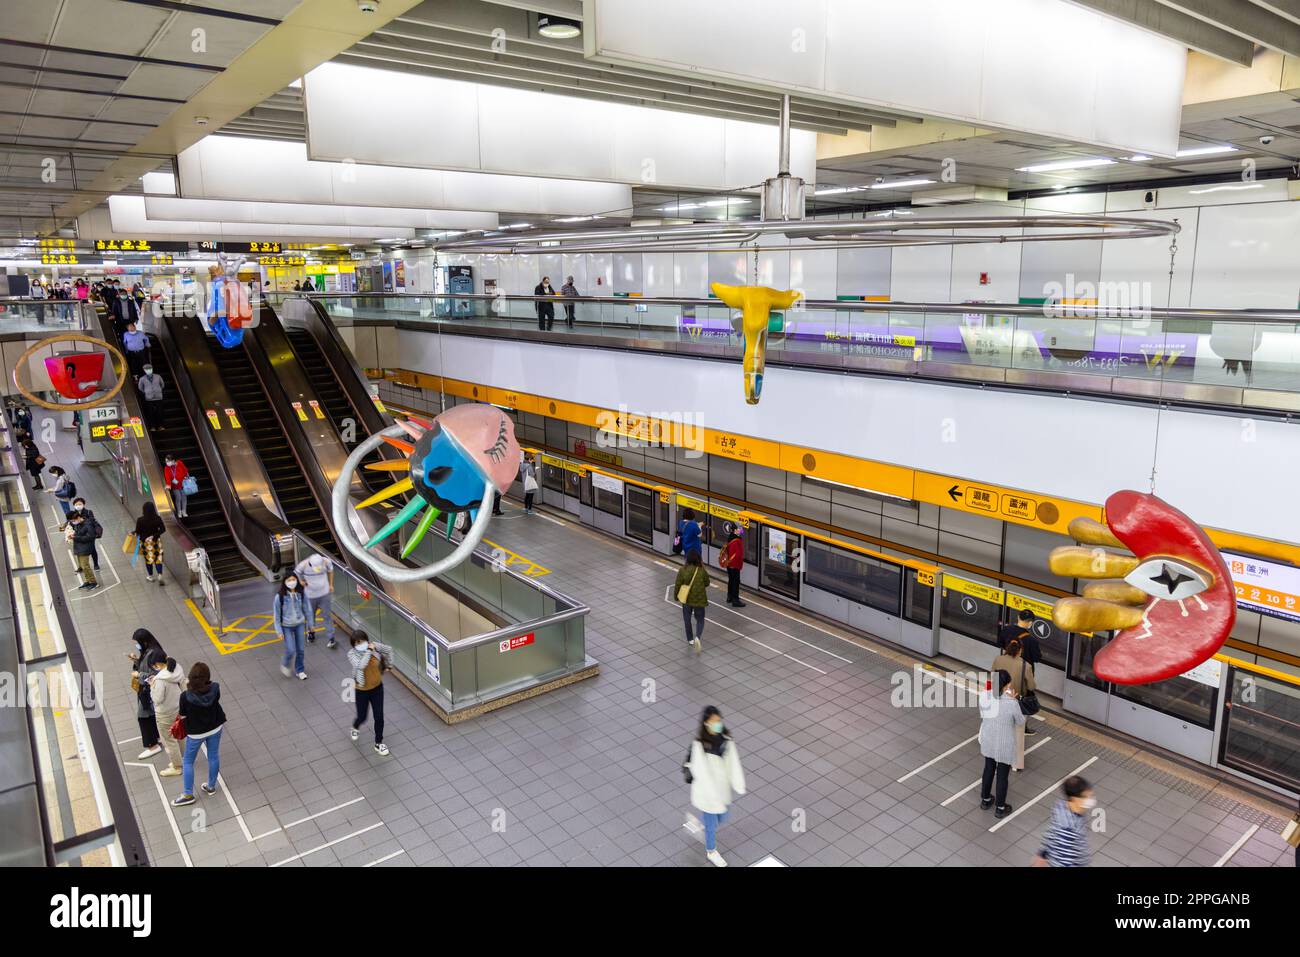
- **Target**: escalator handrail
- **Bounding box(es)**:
[289,296,394,439]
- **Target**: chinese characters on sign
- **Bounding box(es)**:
[1223,552,1300,623]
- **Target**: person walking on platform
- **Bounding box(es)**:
[295,551,336,649]
[521,454,538,513]
[47,465,76,527]
[674,549,710,653]
[68,511,98,589]
[992,637,1037,745]
[560,275,579,327]
[68,497,100,571]
[675,507,701,558]
[23,437,45,490]
[274,572,310,680]
[163,454,189,518]
[128,630,166,759]
[348,630,393,756]
[682,706,746,867]
[14,403,32,435]
[135,501,166,584]
[122,319,150,378]
[149,653,186,777]
[978,669,1025,818]
[534,276,556,331]
[1032,775,1095,867]
[137,363,166,431]
[172,661,226,807]
[718,527,745,608]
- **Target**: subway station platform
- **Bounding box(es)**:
[43,425,1297,869]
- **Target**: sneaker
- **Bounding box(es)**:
[200,783,217,795]
[350,728,359,741]
[279,664,292,678]
[1024,726,1038,736]
[306,632,316,644]
[734,601,746,608]
[86,582,98,590]
[692,637,702,653]
[326,639,337,650]
[683,813,704,842]
[158,576,165,586]
[77,582,94,590]
[994,804,1013,819]
[172,793,196,807]
[374,743,389,756]
[706,849,728,868]
[137,745,162,759]
[160,765,181,777]
[296,671,308,680]
[145,574,154,582]
[979,797,993,810]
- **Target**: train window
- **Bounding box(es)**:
[760,527,800,600]
[1220,667,1300,793]
[625,486,653,544]
[939,579,1000,643]
[904,571,933,628]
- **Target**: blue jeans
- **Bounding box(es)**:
[305,592,333,641]
[182,728,222,796]
[702,810,730,851]
[281,623,306,673]
[57,499,71,519]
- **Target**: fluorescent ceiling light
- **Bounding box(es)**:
[1016,158,1115,173]
[1127,154,1152,162]
[502,222,532,230]
[1175,145,1237,157]
[554,215,602,223]
[813,186,863,196]
[869,178,935,189]
[537,15,581,39]
[1188,183,1263,195]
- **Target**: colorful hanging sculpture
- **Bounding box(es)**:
[711,283,802,405]
[1048,490,1235,685]
[331,403,521,583]
[44,351,107,400]
[12,333,128,412]
[206,253,254,349]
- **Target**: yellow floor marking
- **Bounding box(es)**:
[482,537,551,577]
[185,601,283,655]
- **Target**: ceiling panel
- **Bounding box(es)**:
[116,63,215,101]
[52,0,174,55]
[144,17,275,69]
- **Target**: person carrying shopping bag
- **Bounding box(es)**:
[674,549,710,653]
[135,501,166,584]
[163,454,190,517]
[682,706,747,867]
[171,661,226,807]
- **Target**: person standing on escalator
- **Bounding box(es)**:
[122,320,150,378]
[137,363,166,431]
[163,454,189,518]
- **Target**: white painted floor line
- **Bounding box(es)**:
[988,755,1098,832]
[269,821,385,867]
[750,854,787,867]
[116,735,143,746]
[664,587,827,675]
[941,736,1054,807]
[653,560,677,570]
[1213,824,1259,867]
[897,734,978,783]
[218,773,254,843]
[708,600,853,664]
[125,761,193,867]
[251,796,368,841]
[364,849,407,867]
[723,592,875,652]
[922,667,1048,721]
[67,531,122,601]
[534,511,566,527]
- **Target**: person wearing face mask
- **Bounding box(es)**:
[67,497,100,571]
[148,652,186,777]
[137,362,166,431]
[978,669,1025,818]
[135,501,166,584]
[347,630,393,756]
[534,276,555,331]
[127,630,166,760]
[274,574,309,679]
[1032,776,1096,867]
[163,454,189,517]
[682,705,747,867]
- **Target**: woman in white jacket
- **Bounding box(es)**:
[682,706,746,867]
[149,653,187,777]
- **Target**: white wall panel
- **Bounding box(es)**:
[144,196,496,230]
[643,253,674,297]
[1190,203,1300,308]
[890,232,953,302]
[789,244,837,300]
[708,251,749,288]
[613,253,643,294]
[1099,208,1199,309]
[673,252,709,298]
[106,195,412,241]
[836,247,892,298]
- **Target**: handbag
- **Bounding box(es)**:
[676,567,701,604]
[123,531,137,553]
[169,714,186,740]
[1018,659,1041,717]
[523,473,538,493]
[181,475,198,495]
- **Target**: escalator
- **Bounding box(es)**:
[206,336,339,555]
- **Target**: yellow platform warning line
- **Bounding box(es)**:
[482,538,550,577]
[185,600,283,656]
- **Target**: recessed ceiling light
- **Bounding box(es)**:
[869,178,935,189]
[1188,183,1263,194]
[194,116,209,126]
[1016,158,1115,173]
[537,15,581,39]
[1127,154,1152,162]
[1175,144,1237,157]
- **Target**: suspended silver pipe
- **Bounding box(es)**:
[778,93,791,177]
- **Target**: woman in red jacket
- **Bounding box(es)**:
[164,454,190,518]
[719,528,746,608]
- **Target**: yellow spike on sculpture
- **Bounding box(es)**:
[711,283,802,404]
[354,477,414,510]
[364,460,411,472]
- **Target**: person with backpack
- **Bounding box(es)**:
[149,653,186,777]
[163,454,189,517]
[47,466,76,527]
[128,630,166,759]
[1032,775,1096,867]
[998,608,1042,671]
[137,363,166,431]
[675,507,701,558]
[68,511,99,590]
[273,573,309,680]
[718,527,745,608]
[682,706,747,867]
[135,501,166,584]
[68,497,100,571]
[172,661,226,807]
[673,549,710,652]
[978,669,1026,818]
[347,630,393,756]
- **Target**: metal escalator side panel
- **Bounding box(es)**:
[288,296,393,438]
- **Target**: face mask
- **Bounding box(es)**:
[1078,796,1096,811]
[355,641,368,651]
[134,642,141,651]
[706,721,724,735]
[285,580,298,590]
[143,367,153,375]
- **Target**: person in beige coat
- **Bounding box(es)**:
[149,653,187,777]
[991,638,1036,770]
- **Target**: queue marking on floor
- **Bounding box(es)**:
[269,821,386,867]
[709,599,853,665]
[481,537,551,577]
[940,736,1054,807]
[1214,824,1260,867]
[988,755,1098,832]
[365,849,407,867]
[125,761,193,867]
[897,734,979,784]
[662,585,827,675]
[250,796,367,842]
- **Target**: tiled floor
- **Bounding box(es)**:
[45,425,1298,868]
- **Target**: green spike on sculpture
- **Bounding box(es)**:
[445,511,457,541]
[365,495,427,549]
[400,504,442,559]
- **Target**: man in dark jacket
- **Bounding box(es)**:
[69,512,98,589]
[998,608,1042,668]
[69,497,101,571]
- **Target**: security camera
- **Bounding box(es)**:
[1260,135,1275,146]
[357,0,379,12]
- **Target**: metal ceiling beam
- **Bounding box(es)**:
[1068,0,1255,64]
[1247,1,1300,26]
[1154,0,1300,58]
[0,37,224,73]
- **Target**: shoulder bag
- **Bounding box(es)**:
[1018,659,1041,717]
[677,567,701,604]
[169,714,186,740]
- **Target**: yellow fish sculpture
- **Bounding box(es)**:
[711,283,802,404]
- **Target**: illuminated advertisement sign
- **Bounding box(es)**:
[1223,552,1300,623]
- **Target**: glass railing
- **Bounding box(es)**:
[269,291,1300,403]
[289,529,590,713]
[0,298,92,333]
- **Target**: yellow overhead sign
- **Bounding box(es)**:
[912,471,1101,537]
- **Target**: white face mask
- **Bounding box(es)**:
[1078,796,1097,811]
[355,641,368,651]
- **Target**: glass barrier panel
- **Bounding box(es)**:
[904,570,934,628]
[1067,631,1110,690]
[939,576,1001,641]
[1220,666,1300,792]
[1111,672,1218,729]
